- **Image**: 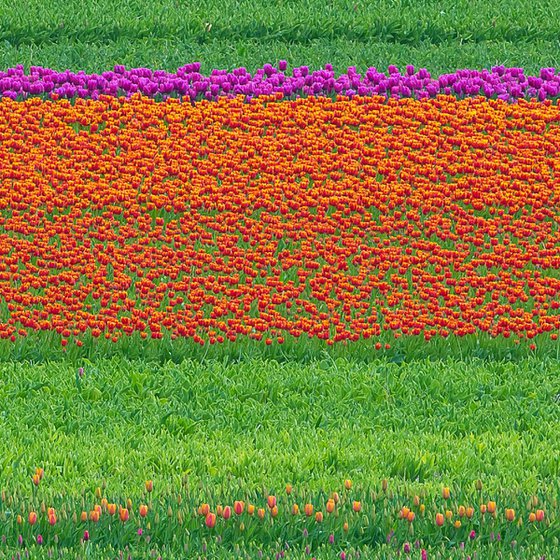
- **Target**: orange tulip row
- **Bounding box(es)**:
[1,94,560,344]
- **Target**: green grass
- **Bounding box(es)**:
[2,355,560,498]
[1,0,560,73]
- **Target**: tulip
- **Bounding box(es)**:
[326,499,335,513]
[315,511,323,523]
[271,506,278,518]
[205,512,216,528]
[404,542,411,553]
[382,479,388,492]
[285,484,292,495]
[536,509,545,522]
[487,501,496,514]
[200,503,210,516]
[304,503,314,517]
[36,467,44,480]
[458,505,466,517]
[216,505,223,517]
[223,506,232,520]
[332,492,340,504]
[454,519,461,528]
[80,511,87,522]
[257,508,265,520]
[234,501,244,515]
[407,511,415,522]
[435,513,444,527]
[529,512,536,523]
[442,487,450,500]
[469,530,476,540]
[445,510,453,519]
[343,521,349,532]
[89,510,100,522]
[145,480,153,493]
[466,507,474,518]
[37,534,43,545]
[119,507,129,522]
[83,530,89,542]
[480,504,487,514]
[344,479,352,490]
[291,504,299,515]
[32,474,41,486]
[352,501,361,513]
[28,512,37,525]
[107,503,117,515]
[505,508,515,522]
[139,504,148,518]
[16,515,22,525]
[137,528,143,536]
[267,495,276,509]
[247,504,255,515]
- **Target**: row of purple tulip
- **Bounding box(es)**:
[1,62,560,102]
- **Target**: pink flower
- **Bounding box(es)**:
[83,530,89,542]
[37,535,43,545]
[469,530,476,540]
[404,542,411,553]
[421,550,427,560]
[137,528,143,536]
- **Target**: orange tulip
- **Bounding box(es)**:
[292,504,299,515]
[107,503,117,515]
[344,479,352,490]
[480,504,487,514]
[458,505,466,517]
[16,515,22,525]
[200,503,210,516]
[466,507,474,519]
[505,508,515,522]
[271,506,278,518]
[48,514,56,526]
[247,504,255,516]
[267,496,276,509]
[442,487,450,500]
[343,521,349,532]
[32,474,41,486]
[326,499,335,514]
[216,505,223,517]
[145,480,153,493]
[257,508,265,520]
[28,511,37,525]
[454,519,461,529]
[139,504,148,518]
[315,511,323,523]
[529,512,536,523]
[407,511,415,523]
[223,506,232,520]
[352,501,362,513]
[332,492,340,504]
[205,512,216,528]
[536,509,545,522]
[80,511,87,522]
[487,501,496,514]
[285,484,292,495]
[119,507,129,522]
[435,513,444,527]
[304,503,314,517]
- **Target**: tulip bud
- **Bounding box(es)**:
[247,504,255,515]
[420,504,425,515]
[480,504,487,514]
[435,513,444,526]
[487,501,496,514]
[285,484,292,495]
[200,503,210,516]
[326,499,335,514]
[177,511,183,525]
[145,480,153,493]
[216,505,223,517]
[223,506,232,520]
[257,508,265,520]
[475,480,483,492]
[95,487,102,499]
[28,512,37,525]
[167,505,172,517]
[239,522,245,531]
[271,506,278,518]
[505,508,515,522]
[352,501,361,513]
[16,515,22,525]
[332,492,340,503]
[48,514,56,526]
[315,511,323,523]
[139,504,148,518]
[344,479,352,490]
[292,504,299,515]
[458,505,466,517]
[529,512,536,523]
[442,487,450,500]
[536,509,545,522]
[80,511,87,522]
[83,530,89,542]
[382,479,388,493]
[267,496,276,509]
[304,503,314,517]
[343,521,349,532]
[32,474,40,487]
[454,519,461,528]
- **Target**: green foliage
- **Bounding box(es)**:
[0,0,559,73]
[1,356,560,498]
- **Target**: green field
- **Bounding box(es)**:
[1,0,560,74]
[2,1,560,558]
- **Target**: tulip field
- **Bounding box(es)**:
[3,1,560,559]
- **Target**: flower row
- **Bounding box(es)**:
[1,63,560,103]
[1,95,560,345]
[2,473,556,558]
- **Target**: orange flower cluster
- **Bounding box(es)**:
[1,93,560,345]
